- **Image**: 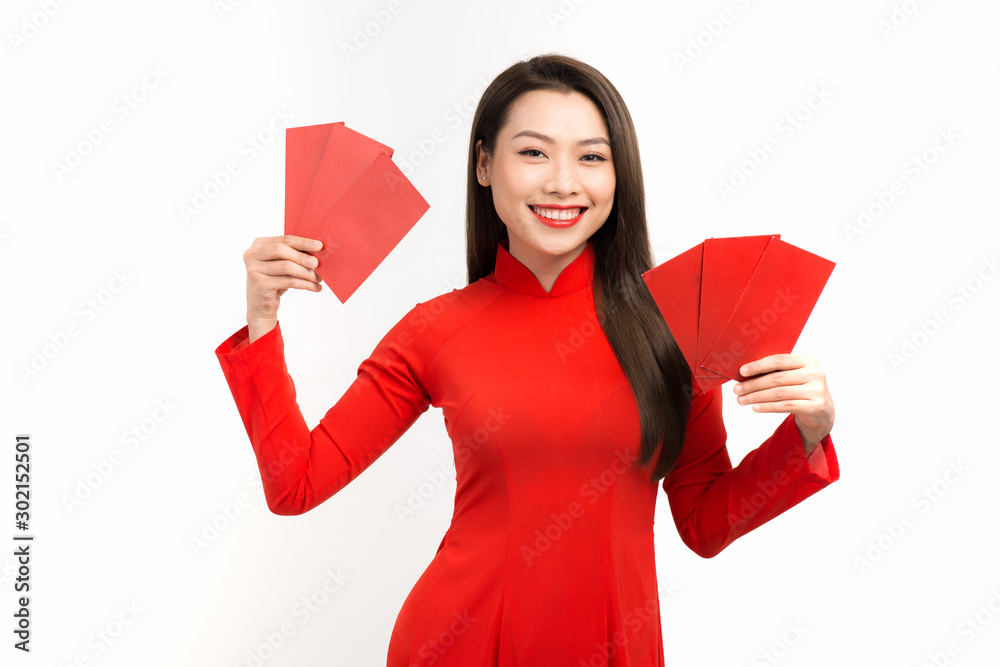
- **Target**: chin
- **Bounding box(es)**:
[534,235,590,255]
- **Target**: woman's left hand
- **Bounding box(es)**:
[732,354,835,453]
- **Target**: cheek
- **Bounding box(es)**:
[492,180,533,219]
[586,172,616,208]
[501,169,537,202]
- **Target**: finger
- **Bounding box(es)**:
[739,353,809,379]
[281,235,323,252]
[251,257,322,284]
[743,398,813,414]
[255,273,323,294]
[246,236,322,268]
[268,238,321,269]
[736,383,811,406]
[734,365,811,396]
[246,239,322,277]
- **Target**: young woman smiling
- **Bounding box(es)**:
[216,53,839,666]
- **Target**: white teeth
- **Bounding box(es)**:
[530,206,583,221]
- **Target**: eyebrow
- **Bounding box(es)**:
[510,130,611,147]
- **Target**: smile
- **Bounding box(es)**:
[528,205,587,227]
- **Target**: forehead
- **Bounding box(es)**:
[502,89,609,138]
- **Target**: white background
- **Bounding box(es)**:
[3,0,999,665]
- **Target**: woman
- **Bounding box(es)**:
[215,54,838,666]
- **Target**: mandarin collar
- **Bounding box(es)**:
[491,236,595,298]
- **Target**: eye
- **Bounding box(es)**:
[519,149,545,158]
[581,153,608,162]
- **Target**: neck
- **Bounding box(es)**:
[505,236,589,294]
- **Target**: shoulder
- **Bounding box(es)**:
[403,277,505,344]
[365,278,504,377]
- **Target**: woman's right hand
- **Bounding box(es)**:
[243,235,324,343]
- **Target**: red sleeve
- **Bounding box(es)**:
[662,387,839,558]
[214,309,432,516]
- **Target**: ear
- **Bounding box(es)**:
[475,140,491,185]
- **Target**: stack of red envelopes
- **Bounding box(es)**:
[283,121,430,303]
[642,235,835,393]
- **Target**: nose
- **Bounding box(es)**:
[543,157,580,196]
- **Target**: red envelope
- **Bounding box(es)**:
[285,121,392,234]
[641,243,704,389]
[702,239,835,382]
[696,235,778,381]
[305,152,429,302]
[642,235,834,393]
[282,122,428,303]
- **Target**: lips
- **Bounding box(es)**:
[528,205,588,220]
[528,204,587,228]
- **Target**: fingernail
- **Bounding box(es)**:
[734,383,742,392]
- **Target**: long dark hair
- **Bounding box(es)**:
[464,53,694,482]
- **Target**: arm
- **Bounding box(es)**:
[214,306,432,516]
[662,387,839,558]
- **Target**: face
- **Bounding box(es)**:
[476,89,616,272]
